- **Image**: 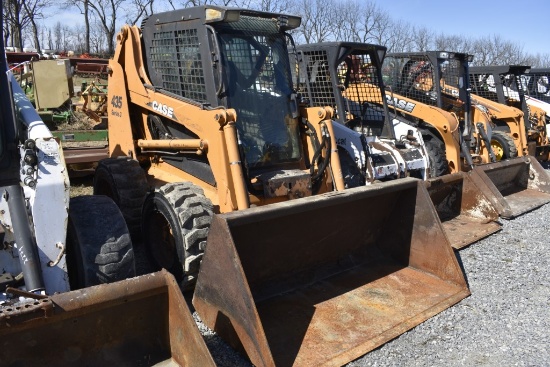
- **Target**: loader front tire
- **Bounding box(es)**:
[491,131,518,161]
[93,158,149,242]
[141,182,214,290]
[425,140,449,178]
[66,195,136,290]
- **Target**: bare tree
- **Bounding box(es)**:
[89,18,106,54]
[3,0,28,49]
[61,0,91,53]
[86,0,125,55]
[332,0,363,43]
[295,0,335,44]
[126,0,156,26]
[411,25,433,52]
[21,0,51,52]
[358,1,390,45]
[238,0,296,13]
[382,20,413,53]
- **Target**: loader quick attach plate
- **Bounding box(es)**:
[193,177,470,367]
[0,270,215,367]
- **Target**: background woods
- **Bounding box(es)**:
[2,0,549,66]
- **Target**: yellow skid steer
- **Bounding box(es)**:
[99,7,470,366]
[382,51,550,220]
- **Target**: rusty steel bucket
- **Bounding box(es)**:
[193,177,470,367]
[425,172,502,249]
[470,156,550,219]
[0,270,214,367]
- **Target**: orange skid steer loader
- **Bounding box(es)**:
[469,64,550,162]
[99,6,469,366]
[382,51,550,219]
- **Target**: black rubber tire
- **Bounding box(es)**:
[425,139,449,178]
[490,130,518,161]
[141,182,213,290]
[338,147,365,188]
[93,158,149,242]
[66,195,135,290]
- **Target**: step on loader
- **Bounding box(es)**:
[99,6,469,366]
[382,51,550,219]
[469,65,550,161]
[294,43,500,248]
[0,14,213,366]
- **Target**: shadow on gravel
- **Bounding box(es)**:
[453,250,470,288]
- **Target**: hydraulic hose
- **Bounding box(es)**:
[4,184,45,293]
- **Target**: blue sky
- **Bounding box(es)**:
[43,0,548,56]
[375,0,549,56]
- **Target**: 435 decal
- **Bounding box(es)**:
[111,95,123,108]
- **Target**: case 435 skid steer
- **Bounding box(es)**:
[0,15,215,366]
[381,51,550,220]
[294,42,502,249]
[97,6,469,367]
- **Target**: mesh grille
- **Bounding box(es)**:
[149,29,207,102]
[523,72,550,102]
[383,55,465,114]
[469,73,498,101]
[297,50,336,110]
[382,55,437,106]
[469,72,524,103]
[339,53,384,123]
[297,49,387,135]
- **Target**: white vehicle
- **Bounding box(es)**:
[0,44,135,302]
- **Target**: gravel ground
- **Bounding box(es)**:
[189,203,550,367]
[70,176,550,367]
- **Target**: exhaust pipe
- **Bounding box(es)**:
[193,178,469,367]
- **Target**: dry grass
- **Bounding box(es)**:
[69,176,94,198]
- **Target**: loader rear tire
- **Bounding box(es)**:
[491,131,518,160]
[141,182,214,290]
[66,195,136,290]
[425,140,449,178]
[93,158,149,242]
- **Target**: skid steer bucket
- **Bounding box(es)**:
[470,156,550,219]
[193,178,470,367]
[425,172,502,249]
[0,270,215,367]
